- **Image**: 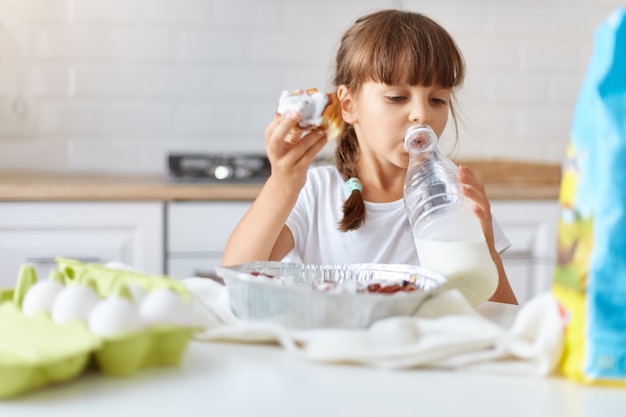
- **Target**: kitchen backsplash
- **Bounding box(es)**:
[0,0,622,174]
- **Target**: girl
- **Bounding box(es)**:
[222,9,518,305]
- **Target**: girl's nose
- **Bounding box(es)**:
[409,100,431,125]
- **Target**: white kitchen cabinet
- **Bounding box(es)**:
[166,201,251,279]
[0,202,164,288]
[491,200,560,305]
[165,200,561,304]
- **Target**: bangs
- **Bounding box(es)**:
[335,11,464,89]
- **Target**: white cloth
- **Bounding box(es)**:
[183,277,565,376]
[284,165,511,264]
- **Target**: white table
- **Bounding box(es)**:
[1,340,625,417]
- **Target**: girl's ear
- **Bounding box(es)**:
[337,85,357,124]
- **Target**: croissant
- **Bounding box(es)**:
[276,88,343,141]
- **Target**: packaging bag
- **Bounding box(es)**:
[552,7,626,385]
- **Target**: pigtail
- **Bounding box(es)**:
[336,125,366,231]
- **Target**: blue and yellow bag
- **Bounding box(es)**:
[553,7,626,385]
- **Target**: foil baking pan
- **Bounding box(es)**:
[213,262,446,330]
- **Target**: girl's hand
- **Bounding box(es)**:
[222,113,328,266]
[264,112,328,194]
[458,165,518,305]
[456,165,495,251]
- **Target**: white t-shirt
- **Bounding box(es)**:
[284,165,510,264]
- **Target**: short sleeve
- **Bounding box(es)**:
[492,218,511,254]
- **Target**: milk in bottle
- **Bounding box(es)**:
[403,124,498,305]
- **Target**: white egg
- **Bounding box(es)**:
[139,289,193,327]
[51,283,101,325]
[88,295,146,337]
[21,279,65,316]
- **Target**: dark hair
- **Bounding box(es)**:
[333,9,465,231]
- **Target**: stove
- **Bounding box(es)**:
[167,153,271,183]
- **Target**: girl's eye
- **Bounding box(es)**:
[386,96,406,103]
[430,97,448,106]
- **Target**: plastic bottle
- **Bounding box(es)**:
[403,124,498,305]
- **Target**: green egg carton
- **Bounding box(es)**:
[56,257,191,301]
[0,302,102,399]
[0,261,198,398]
[53,258,197,377]
[94,326,195,377]
[0,265,100,399]
[0,288,13,304]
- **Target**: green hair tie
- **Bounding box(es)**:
[345,177,363,193]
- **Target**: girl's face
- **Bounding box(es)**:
[340,81,452,170]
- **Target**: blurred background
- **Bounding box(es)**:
[0,0,622,174]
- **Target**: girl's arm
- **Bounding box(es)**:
[457,165,519,305]
[221,112,328,266]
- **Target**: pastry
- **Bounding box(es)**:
[276,88,343,141]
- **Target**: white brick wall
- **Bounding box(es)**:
[0,0,623,174]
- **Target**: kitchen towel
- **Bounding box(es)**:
[183,277,565,376]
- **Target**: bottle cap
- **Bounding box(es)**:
[404,124,437,153]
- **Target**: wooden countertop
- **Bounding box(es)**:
[0,172,263,201]
[455,159,562,200]
[0,160,561,202]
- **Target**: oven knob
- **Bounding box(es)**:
[234,167,253,179]
[213,165,233,180]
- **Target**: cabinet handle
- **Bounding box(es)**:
[26,256,101,265]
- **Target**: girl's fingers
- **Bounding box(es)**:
[294,130,328,165]
[285,130,301,144]
[277,128,328,169]
[276,112,302,139]
[458,166,486,199]
[458,166,490,214]
[458,166,484,192]
[457,165,498,247]
[265,112,301,147]
[262,113,327,194]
